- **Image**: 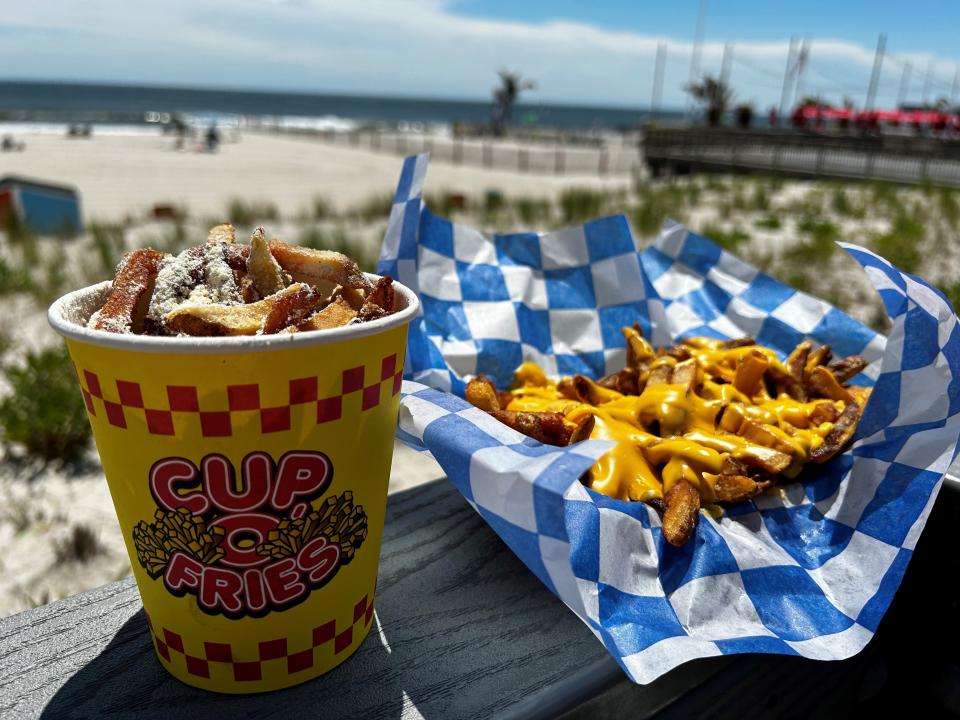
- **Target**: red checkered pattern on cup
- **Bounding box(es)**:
[74,354,403,437]
[145,593,375,681]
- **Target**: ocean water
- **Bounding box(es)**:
[0,80,678,134]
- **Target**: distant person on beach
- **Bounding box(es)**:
[172,115,188,151]
[205,124,220,153]
[1,135,25,152]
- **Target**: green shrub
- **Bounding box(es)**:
[754,215,782,230]
[227,198,279,226]
[701,224,750,251]
[0,345,91,463]
[311,195,335,220]
[0,257,35,296]
[870,211,924,273]
[631,201,668,237]
[513,197,552,226]
[784,218,839,263]
[31,246,69,307]
[938,188,960,228]
[0,322,11,357]
[937,282,960,314]
[830,186,852,216]
[559,188,604,224]
[786,271,812,293]
[751,183,771,212]
[54,524,104,564]
[88,221,126,278]
[349,194,394,223]
[704,175,729,193]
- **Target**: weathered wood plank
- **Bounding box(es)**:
[0,479,723,720]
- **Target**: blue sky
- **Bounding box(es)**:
[455,0,960,57]
[3,1,959,109]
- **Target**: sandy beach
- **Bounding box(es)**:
[0,130,633,220]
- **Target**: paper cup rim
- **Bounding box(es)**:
[48,273,420,355]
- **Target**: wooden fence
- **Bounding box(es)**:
[247,122,640,177]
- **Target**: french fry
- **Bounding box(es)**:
[164,283,308,336]
[572,374,623,405]
[786,340,811,380]
[488,410,571,446]
[810,401,863,463]
[670,359,698,391]
[622,324,654,369]
[207,223,236,245]
[260,283,327,334]
[92,249,165,334]
[356,276,395,322]
[598,367,641,396]
[736,418,797,456]
[296,293,357,331]
[828,355,869,384]
[568,414,595,444]
[805,344,833,374]
[466,375,501,412]
[733,350,769,396]
[807,366,854,403]
[721,336,757,349]
[768,363,808,402]
[647,363,674,386]
[663,479,700,547]
[268,238,372,301]
[247,227,289,299]
[809,401,841,425]
[665,344,692,360]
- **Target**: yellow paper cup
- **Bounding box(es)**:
[48,277,419,693]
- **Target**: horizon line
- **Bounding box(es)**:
[0,76,688,115]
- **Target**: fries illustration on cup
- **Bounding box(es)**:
[89,223,396,336]
[467,327,870,547]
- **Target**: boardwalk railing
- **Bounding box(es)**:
[643,126,960,187]
[247,122,641,177]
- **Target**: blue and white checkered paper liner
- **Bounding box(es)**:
[379,154,960,684]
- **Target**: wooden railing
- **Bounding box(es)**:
[2,473,958,718]
[642,126,960,186]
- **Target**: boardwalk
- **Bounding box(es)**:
[643,127,960,187]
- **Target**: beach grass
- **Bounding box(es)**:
[54,525,104,565]
[784,218,839,263]
[559,188,605,224]
[0,346,91,464]
[512,196,553,226]
[227,198,280,226]
[350,194,394,224]
[311,195,335,221]
[0,257,35,297]
[89,221,126,277]
[870,211,923,273]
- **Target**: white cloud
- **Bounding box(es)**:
[2,1,958,109]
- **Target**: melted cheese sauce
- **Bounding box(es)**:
[506,341,848,504]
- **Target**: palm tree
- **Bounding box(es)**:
[491,70,537,135]
[685,75,734,127]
